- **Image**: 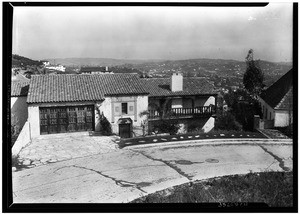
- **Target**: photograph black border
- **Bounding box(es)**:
[2,2,298,213]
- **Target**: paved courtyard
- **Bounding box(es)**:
[13,139,293,203]
[16,132,120,168]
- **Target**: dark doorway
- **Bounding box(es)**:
[118,118,132,138]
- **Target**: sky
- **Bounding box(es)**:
[12,3,293,62]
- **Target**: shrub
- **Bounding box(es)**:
[153,120,180,135]
[99,114,112,136]
[215,112,242,131]
[275,124,293,138]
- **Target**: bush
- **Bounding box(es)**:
[215,112,242,131]
[99,114,112,136]
[153,120,180,135]
[275,124,293,138]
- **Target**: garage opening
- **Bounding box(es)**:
[39,105,94,134]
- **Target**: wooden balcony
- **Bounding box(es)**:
[148,106,216,120]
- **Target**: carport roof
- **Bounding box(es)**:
[27,74,149,103]
[11,80,30,97]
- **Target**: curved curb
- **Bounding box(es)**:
[125,138,293,150]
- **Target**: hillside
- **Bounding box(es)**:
[12,54,43,67]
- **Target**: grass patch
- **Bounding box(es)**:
[131,171,293,207]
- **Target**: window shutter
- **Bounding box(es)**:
[114,103,121,116]
[128,102,134,115]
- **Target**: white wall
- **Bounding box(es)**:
[258,97,293,127]
[203,117,215,132]
[11,97,28,132]
[28,105,40,139]
[258,97,275,120]
[12,121,31,156]
[171,73,183,92]
[100,95,148,136]
[275,111,292,127]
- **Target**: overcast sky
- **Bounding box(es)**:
[13,3,293,62]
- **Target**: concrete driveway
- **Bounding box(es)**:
[13,139,293,203]
[16,132,120,168]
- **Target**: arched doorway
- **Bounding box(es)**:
[118,118,132,138]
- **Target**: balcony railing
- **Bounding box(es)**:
[148,106,216,120]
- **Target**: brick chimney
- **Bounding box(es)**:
[171,72,183,92]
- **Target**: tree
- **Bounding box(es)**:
[223,88,262,131]
[215,112,242,131]
[243,49,264,97]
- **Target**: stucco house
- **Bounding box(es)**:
[258,68,293,127]
[141,73,217,133]
[26,74,148,139]
[25,73,217,139]
[11,80,30,133]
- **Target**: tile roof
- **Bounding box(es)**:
[140,77,217,97]
[11,80,30,97]
[260,69,293,110]
[27,74,149,103]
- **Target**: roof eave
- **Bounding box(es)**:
[149,93,218,98]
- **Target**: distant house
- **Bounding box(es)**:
[24,72,217,139]
[258,69,293,127]
[41,60,50,66]
[80,66,112,74]
[46,64,66,72]
[11,80,30,133]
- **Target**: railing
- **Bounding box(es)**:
[148,106,215,120]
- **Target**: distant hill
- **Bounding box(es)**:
[44,57,292,78]
[45,58,164,67]
[127,58,292,77]
[12,54,43,67]
[13,55,292,87]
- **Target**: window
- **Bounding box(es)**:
[269,112,271,120]
[122,103,128,114]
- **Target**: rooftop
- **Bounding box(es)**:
[140,77,217,97]
[11,80,30,97]
[27,74,148,103]
[260,69,293,110]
